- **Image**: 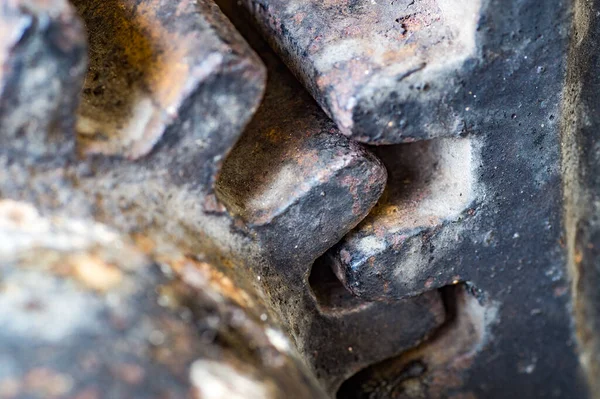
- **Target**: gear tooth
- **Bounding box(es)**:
[238,0,481,144]
[72,0,266,168]
[322,137,476,301]
[0,0,592,397]
[0,0,87,158]
[337,284,492,398]
[215,7,445,393]
[215,27,387,266]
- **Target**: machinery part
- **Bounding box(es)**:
[0,200,324,399]
[0,0,442,396]
[239,0,480,144]
[215,7,446,392]
[0,0,597,398]
[71,0,265,160]
[323,138,474,301]
[562,0,600,395]
[0,1,324,398]
[337,284,491,399]
[234,0,591,397]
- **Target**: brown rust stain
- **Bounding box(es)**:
[157,255,255,309]
[73,0,194,158]
[69,253,124,292]
[132,233,157,254]
[242,0,481,142]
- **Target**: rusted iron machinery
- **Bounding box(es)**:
[0,0,599,398]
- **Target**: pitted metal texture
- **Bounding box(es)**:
[0,0,598,398]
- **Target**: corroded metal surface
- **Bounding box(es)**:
[0,0,87,157]
[215,5,446,392]
[325,138,475,301]
[234,0,591,397]
[337,285,494,399]
[0,0,444,396]
[0,201,324,399]
[0,0,597,398]
[0,1,327,398]
[239,0,480,144]
[562,0,600,395]
[72,0,265,159]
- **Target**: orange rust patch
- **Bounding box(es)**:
[575,249,584,264]
[159,256,254,309]
[69,254,123,292]
[74,0,194,158]
[266,128,284,144]
[132,233,156,254]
